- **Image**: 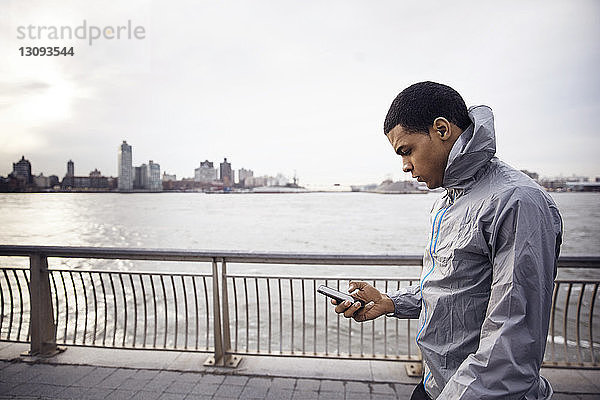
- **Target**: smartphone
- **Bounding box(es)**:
[317,285,365,309]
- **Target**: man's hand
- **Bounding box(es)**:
[332,281,395,322]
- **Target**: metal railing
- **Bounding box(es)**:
[0,245,599,369]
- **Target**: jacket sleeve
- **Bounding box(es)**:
[386,284,421,319]
[438,188,562,399]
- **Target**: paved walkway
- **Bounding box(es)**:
[0,343,599,399]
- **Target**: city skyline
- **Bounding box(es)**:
[2,147,597,185]
[1,1,599,184]
[1,141,299,188]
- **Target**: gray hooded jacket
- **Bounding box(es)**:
[388,106,563,399]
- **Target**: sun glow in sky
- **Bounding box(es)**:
[1,0,599,185]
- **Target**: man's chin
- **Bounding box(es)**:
[425,181,441,190]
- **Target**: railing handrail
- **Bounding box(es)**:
[1,245,599,267]
[0,245,422,265]
[1,245,599,370]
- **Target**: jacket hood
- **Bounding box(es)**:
[442,105,496,189]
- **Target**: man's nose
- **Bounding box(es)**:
[402,160,413,173]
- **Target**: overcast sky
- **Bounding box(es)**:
[1,0,599,185]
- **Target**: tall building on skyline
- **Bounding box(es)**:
[66,160,74,177]
[162,172,176,182]
[238,168,253,187]
[134,164,148,189]
[195,160,217,183]
[12,156,33,184]
[220,158,233,187]
[118,141,133,192]
[148,160,161,192]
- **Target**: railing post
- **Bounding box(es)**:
[204,258,224,366]
[204,258,241,367]
[27,254,61,357]
[221,259,241,367]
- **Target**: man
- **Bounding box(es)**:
[334,82,562,399]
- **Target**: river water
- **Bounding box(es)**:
[0,191,598,280]
[0,191,598,254]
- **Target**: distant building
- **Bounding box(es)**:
[245,176,268,188]
[219,158,233,187]
[148,160,161,192]
[67,160,74,177]
[89,169,108,189]
[565,181,600,192]
[134,164,148,189]
[33,173,50,188]
[118,141,133,191]
[48,175,59,188]
[238,168,254,187]
[73,176,91,188]
[195,160,218,183]
[162,172,176,182]
[11,156,33,185]
[61,164,108,190]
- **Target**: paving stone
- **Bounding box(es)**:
[345,381,370,393]
[239,385,269,399]
[198,373,225,385]
[370,383,394,395]
[60,386,108,399]
[544,369,599,394]
[1,364,41,383]
[319,390,344,400]
[142,378,172,392]
[319,380,344,392]
[394,383,415,397]
[97,370,131,389]
[158,393,187,400]
[26,383,67,397]
[371,394,397,400]
[223,374,249,386]
[578,395,600,400]
[176,372,202,383]
[346,392,371,400]
[215,383,245,398]
[129,390,163,400]
[292,390,319,399]
[271,377,296,389]
[118,378,152,391]
[247,377,272,387]
[165,381,196,394]
[550,395,582,400]
[155,370,183,382]
[296,378,320,391]
[4,382,35,396]
[73,367,117,387]
[1,361,30,376]
[134,369,161,380]
[578,370,600,393]
[0,381,18,394]
[107,389,136,400]
[266,388,293,400]
[184,394,213,400]
[190,382,220,395]
[37,365,84,386]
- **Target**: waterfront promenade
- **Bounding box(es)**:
[1,343,599,399]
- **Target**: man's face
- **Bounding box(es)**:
[386,125,449,189]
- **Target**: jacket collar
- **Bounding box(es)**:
[442,105,496,191]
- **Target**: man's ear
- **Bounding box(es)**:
[432,117,451,141]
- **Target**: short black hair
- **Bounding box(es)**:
[383,81,471,135]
